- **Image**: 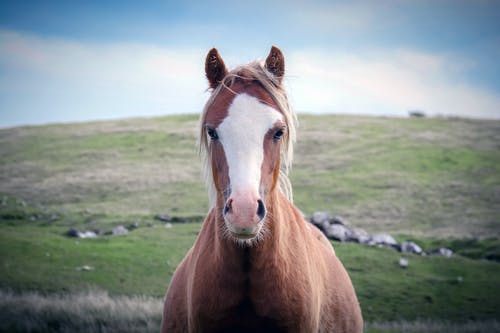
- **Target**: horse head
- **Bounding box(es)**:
[200,46,296,244]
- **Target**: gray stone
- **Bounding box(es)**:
[66,228,81,238]
[66,228,97,238]
[79,231,98,238]
[76,265,95,271]
[332,215,347,225]
[348,227,371,243]
[432,248,453,258]
[324,224,350,242]
[128,221,140,230]
[112,225,129,236]
[155,214,172,222]
[164,223,173,228]
[311,211,332,227]
[371,233,398,246]
[401,241,423,255]
[399,258,409,268]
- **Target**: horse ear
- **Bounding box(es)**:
[265,46,285,84]
[205,48,228,89]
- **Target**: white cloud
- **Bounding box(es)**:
[1,30,499,128]
[0,30,209,127]
[286,49,500,118]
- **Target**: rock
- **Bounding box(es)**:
[324,224,350,242]
[76,265,95,271]
[432,248,453,258]
[66,228,81,238]
[47,214,59,222]
[371,233,398,246]
[79,231,98,238]
[332,215,347,225]
[311,211,332,227]
[401,241,423,255]
[399,258,409,268]
[170,216,188,223]
[112,225,128,236]
[1,195,7,206]
[66,228,98,238]
[409,110,426,118]
[348,227,371,243]
[165,223,172,228]
[155,214,172,222]
[128,221,140,230]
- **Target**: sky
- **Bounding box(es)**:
[1,0,500,127]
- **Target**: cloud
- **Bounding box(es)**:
[286,49,500,118]
[0,30,208,127]
[1,29,499,128]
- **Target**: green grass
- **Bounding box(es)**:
[1,115,499,237]
[1,201,499,323]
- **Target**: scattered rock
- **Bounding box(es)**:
[310,211,332,227]
[47,214,59,222]
[348,227,371,243]
[76,265,95,271]
[128,221,140,230]
[80,231,98,238]
[324,224,350,242]
[165,223,172,228]
[431,248,453,258]
[66,228,97,238]
[170,216,189,223]
[66,228,81,238]
[401,241,423,255]
[399,258,409,268]
[155,214,172,222]
[457,276,463,283]
[409,110,426,118]
[1,195,7,206]
[332,215,347,225]
[371,233,398,246]
[112,225,128,236]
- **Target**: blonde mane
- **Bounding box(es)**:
[199,61,298,208]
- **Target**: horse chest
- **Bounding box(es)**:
[193,262,312,332]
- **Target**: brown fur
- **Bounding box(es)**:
[161,47,363,332]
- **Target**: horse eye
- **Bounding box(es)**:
[207,127,219,141]
[273,128,284,140]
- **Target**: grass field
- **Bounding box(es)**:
[1,114,499,332]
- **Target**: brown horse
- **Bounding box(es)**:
[161,46,363,333]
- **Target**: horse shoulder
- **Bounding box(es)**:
[161,248,193,333]
[294,208,363,332]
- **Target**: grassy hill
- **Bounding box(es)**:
[1,114,499,332]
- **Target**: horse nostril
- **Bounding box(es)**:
[256,199,266,220]
[223,199,233,216]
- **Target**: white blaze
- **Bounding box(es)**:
[218,93,283,195]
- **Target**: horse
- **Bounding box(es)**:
[161,46,363,333]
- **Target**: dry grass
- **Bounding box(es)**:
[366,319,500,333]
[1,289,498,333]
[0,289,163,333]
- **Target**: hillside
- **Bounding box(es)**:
[1,114,499,237]
[1,114,500,332]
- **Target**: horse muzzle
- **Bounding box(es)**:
[223,192,266,239]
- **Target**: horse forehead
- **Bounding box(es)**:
[205,81,280,127]
[220,93,283,138]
